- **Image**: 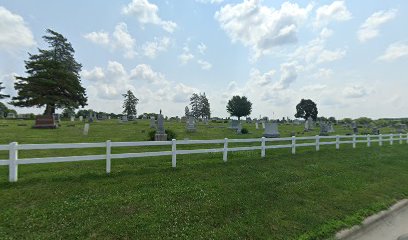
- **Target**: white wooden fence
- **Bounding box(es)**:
[0,133,407,182]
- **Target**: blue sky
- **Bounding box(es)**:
[1,0,407,119]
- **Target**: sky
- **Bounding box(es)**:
[0,0,407,119]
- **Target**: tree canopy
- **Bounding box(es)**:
[10,29,87,115]
[122,90,139,117]
[226,95,252,120]
[0,82,10,99]
[189,92,211,118]
[294,99,318,121]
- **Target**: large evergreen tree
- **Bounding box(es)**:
[11,29,87,115]
[199,93,210,118]
[122,90,139,117]
[0,82,10,99]
[226,95,252,120]
[189,92,211,118]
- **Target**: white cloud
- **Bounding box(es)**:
[312,68,333,80]
[130,64,168,85]
[300,84,327,91]
[172,83,198,102]
[81,67,105,81]
[142,37,171,58]
[249,68,275,87]
[377,42,408,62]
[272,62,298,90]
[179,52,194,64]
[358,9,397,43]
[83,23,137,59]
[196,0,223,4]
[314,1,351,28]
[0,73,17,98]
[291,38,346,67]
[113,22,137,59]
[83,31,110,46]
[0,6,35,54]
[343,85,368,98]
[122,0,177,33]
[215,1,312,59]
[197,42,207,55]
[197,59,212,70]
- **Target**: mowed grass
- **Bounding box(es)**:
[0,119,407,239]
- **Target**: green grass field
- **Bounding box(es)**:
[0,119,407,239]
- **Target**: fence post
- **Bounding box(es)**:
[172,139,177,168]
[379,134,383,146]
[106,140,111,175]
[367,134,371,147]
[390,134,393,145]
[223,138,228,162]
[353,135,356,149]
[9,142,18,182]
[336,135,340,150]
[291,136,296,154]
[261,137,266,158]
[399,133,402,144]
[315,135,320,151]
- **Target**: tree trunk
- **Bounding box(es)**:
[44,104,55,116]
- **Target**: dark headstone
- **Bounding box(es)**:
[33,115,57,129]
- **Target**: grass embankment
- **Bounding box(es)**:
[0,119,407,239]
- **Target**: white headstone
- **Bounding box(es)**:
[263,122,280,138]
[70,116,75,122]
[262,121,265,129]
[83,123,90,136]
[150,116,156,128]
[255,121,259,129]
[79,116,83,121]
[186,117,196,132]
[230,120,240,129]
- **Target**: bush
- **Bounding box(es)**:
[148,129,177,141]
[241,128,249,134]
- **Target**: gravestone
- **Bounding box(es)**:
[229,120,239,129]
[186,117,196,132]
[263,122,280,138]
[328,123,335,133]
[142,114,147,120]
[150,117,156,128]
[351,121,358,134]
[237,123,242,134]
[155,110,167,141]
[246,117,252,123]
[255,121,259,129]
[305,117,314,131]
[33,115,57,129]
[320,123,329,136]
[83,123,90,135]
[203,117,208,125]
[121,116,128,122]
[79,116,83,122]
[70,116,75,122]
[262,121,265,129]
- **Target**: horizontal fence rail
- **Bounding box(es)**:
[0,133,407,182]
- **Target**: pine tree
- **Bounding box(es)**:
[0,82,10,99]
[200,93,210,118]
[11,29,87,115]
[185,106,190,117]
[189,93,200,118]
[122,90,139,117]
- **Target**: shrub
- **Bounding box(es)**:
[241,128,249,134]
[148,129,177,141]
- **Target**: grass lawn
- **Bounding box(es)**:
[0,119,407,239]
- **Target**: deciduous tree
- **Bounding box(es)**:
[294,99,318,121]
[226,95,252,120]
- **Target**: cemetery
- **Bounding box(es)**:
[1,2,407,239]
[1,115,408,239]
